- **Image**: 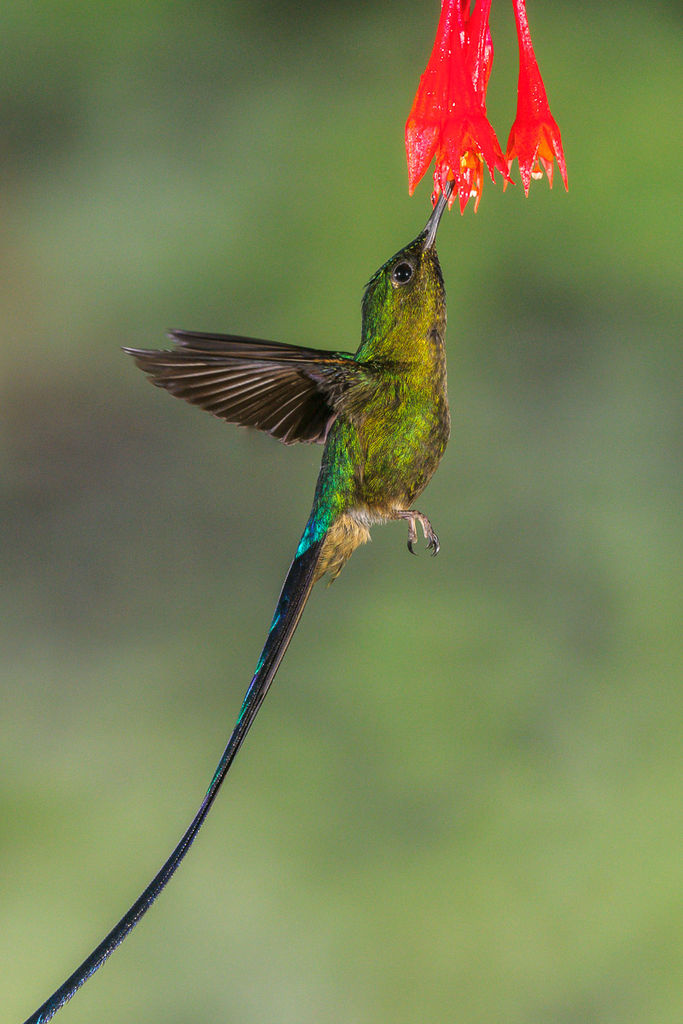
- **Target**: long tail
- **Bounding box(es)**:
[23,535,325,1024]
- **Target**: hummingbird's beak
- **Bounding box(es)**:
[422,180,454,251]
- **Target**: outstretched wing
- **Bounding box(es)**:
[124,329,371,444]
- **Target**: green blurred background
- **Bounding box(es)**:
[2,3,681,1022]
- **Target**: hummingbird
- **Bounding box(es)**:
[23,183,453,1024]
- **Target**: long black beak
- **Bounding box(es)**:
[422,180,454,251]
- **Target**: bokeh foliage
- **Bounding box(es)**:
[2,3,681,1022]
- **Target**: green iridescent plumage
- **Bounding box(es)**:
[300,228,449,566]
[24,188,453,1024]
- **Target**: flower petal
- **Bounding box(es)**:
[506,0,568,194]
[405,0,507,212]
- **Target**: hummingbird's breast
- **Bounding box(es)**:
[309,324,450,534]
[353,336,450,514]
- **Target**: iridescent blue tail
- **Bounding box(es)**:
[23,536,325,1024]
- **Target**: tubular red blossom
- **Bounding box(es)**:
[506,0,568,194]
[405,0,508,213]
[465,0,493,104]
[406,0,567,212]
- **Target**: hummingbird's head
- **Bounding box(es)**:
[361,184,452,345]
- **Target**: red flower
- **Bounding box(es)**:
[406,0,567,211]
[405,0,509,213]
[505,0,568,194]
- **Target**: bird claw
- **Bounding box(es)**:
[397,509,440,558]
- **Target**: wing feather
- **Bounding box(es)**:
[124,329,373,445]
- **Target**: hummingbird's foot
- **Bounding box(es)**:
[395,510,440,556]
[405,517,419,555]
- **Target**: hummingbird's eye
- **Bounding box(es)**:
[391,260,414,286]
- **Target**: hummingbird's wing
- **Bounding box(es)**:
[124,330,373,444]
